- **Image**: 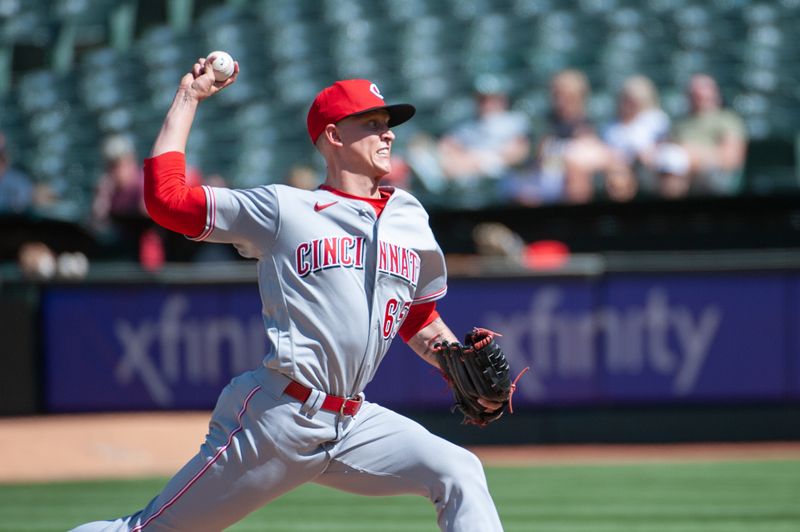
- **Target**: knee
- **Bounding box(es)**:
[455,448,486,477]
[434,447,489,491]
[426,447,502,531]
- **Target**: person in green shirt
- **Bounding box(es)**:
[671,74,747,195]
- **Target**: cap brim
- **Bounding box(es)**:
[349,103,416,128]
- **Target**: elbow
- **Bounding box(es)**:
[143,192,156,220]
[143,168,164,224]
[143,185,181,232]
[143,187,166,226]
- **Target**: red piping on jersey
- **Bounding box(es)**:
[413,285,448,303]
[131,385,262,531]
[190,186,216,241]
[399,302,439,342]
[143,151,208,238]
[319,184,392,217]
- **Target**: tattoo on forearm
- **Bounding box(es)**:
[411,317,457,369]
[179,88,198,108]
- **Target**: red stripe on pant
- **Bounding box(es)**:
[131,385,262,531]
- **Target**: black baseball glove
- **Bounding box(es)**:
[434,328,526,427]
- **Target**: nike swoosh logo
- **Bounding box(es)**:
[314,201,338,212]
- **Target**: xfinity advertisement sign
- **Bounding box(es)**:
[432,274,786,406]
[482,286,723,400]
[42,274,798,412]
[112,294,266,407]
[43,286,266,411]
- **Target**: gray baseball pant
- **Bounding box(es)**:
[69,366,503,531]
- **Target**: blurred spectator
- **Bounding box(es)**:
[603,156,638,202]
[506,69,612,205]
[92,134,146,226]
[471,222,570,270]
[17,241,56,279]
[17,241,89,280]
[472,222,526,258]
[546,69,614,203]
[186,164,225,188]
[603,75,670,168]
[672,74,747,195]
[284,164,321,190]
[653,143,692,199]
[0,133,35,213]
[407,78,529,204]
[381,155,413,191]
[437,81,530,183]
[91,134,163,269]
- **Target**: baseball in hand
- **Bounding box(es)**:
[206,50,235,82]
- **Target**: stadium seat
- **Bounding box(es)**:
[1,0,798,212]
[0,0,51,47]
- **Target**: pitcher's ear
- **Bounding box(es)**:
[324,124,342,145]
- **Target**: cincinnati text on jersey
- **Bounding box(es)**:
[295,236,366,277]
[377,240,420,287]
[294,237,420,287]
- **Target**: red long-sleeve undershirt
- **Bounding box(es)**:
[143,151,439,340]
[143,151,207,237]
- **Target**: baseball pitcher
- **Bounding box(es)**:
[70,56,519,532]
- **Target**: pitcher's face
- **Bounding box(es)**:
[335,110,395,177]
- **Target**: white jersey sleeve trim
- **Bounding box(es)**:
[187,185,216,242]
[413,285,448,303]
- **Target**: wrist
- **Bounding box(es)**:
[174,87,201,108]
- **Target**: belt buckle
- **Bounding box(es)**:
[339,399,348,417]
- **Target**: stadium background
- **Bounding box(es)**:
[1,0,798,204]
[0,1,799,530]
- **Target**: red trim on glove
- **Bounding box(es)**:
[399,302,439,343]
[143,151,207,238]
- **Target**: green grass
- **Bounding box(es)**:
[1,461,798,531]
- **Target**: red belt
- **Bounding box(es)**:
[283,380,363,417]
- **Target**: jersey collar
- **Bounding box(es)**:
[319,185,393,217]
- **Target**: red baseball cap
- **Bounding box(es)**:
[307,79,416,143]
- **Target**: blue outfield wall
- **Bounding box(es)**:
[42,273,800,412]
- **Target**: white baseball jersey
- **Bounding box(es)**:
[70,80,504,531]
[190,184,447,397]
[70,179,505,532]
